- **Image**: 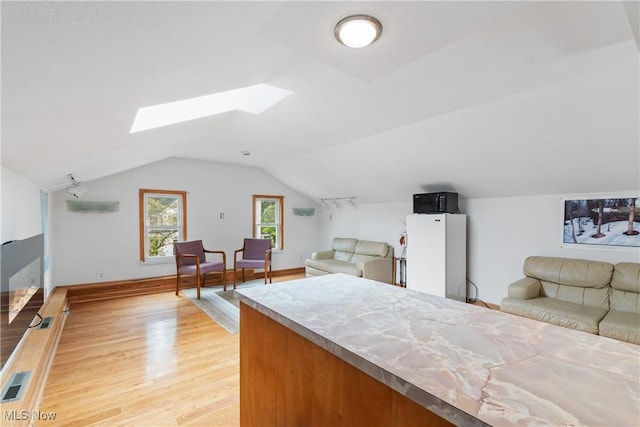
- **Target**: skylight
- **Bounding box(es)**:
[130,83,294,133]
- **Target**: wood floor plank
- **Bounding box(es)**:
[38,273,304,426]
[38,291,240,426]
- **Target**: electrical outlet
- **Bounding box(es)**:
[97,272,105,281]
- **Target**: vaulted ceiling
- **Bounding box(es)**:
[2,1,638,203]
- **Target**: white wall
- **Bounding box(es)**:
[315,202,410,259]
[50,158,319,286]
[463,194,639,304]
[318,193,640,305]
[1,167,43,243]
[11,154,639,300]
[1,166,53,294]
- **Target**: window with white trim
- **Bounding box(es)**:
[139,189,187,262]
[253,194,284,250]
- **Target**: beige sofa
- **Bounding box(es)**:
[305,238,394,284]
[501,256,640,345]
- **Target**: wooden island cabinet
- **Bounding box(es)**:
[240,303,452,426]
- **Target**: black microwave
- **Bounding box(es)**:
[413,192,459,214]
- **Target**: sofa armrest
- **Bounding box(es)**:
[359,257,393,284]
[312,250,335,260]
[508,277,541,299]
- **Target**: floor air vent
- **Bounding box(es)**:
[1,371,32,402]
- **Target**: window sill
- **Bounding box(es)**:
[140,256,174,266]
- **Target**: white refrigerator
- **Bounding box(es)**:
[405,213,467,302]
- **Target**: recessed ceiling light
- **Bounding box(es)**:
[241,150,251,156]
[130,84,294,133]
[334,15,382,48]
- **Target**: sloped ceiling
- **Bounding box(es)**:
[2,1,638,203]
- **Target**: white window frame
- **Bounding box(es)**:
[139,189,187,263]
[252,194,284,251]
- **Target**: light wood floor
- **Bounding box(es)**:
[39,274,303,426]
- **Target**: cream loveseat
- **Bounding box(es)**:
[305,238,394,284]
[501,256,640,345]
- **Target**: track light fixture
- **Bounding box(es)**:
[320,197,357,208]
[66,174,87,198]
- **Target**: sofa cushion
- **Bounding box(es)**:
[611,263,640,292]
[524,256,613,288]
[305,258,361,276]
[354,240,391,258]
[331,238,357,263]
[599,310,640,345]
[540,281,610,310]
[610,263,640,313]
[501,296,608,334]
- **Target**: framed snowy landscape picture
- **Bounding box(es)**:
[563,196,639,248]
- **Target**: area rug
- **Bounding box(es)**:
[216,280,264,308]
[182,280,263,334]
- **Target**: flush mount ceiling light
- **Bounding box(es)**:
[130,84,294,133]
[334,15,382,48]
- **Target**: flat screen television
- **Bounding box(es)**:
[1,234,45,371]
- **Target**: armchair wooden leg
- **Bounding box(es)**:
[223,270,227,292]
[176,274,180,296]
[233,267,237,289]
[196,275,201,300]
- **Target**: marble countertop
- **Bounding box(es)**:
[236,273,640,426]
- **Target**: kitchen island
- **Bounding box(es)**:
[236,273,639,426]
